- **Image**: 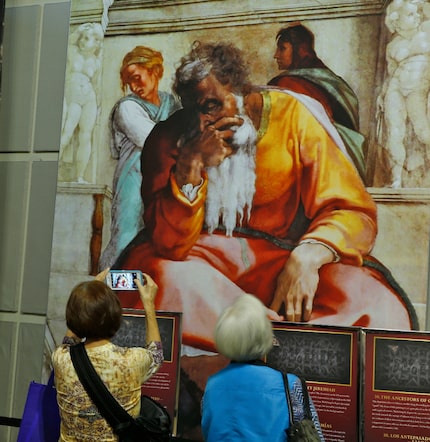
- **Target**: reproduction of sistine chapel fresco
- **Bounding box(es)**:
[47,0,430,439]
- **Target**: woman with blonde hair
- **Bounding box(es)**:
[101,46,181,268]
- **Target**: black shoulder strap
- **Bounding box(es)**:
[69,342,134,433]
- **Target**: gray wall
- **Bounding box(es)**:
[0,0,70,440]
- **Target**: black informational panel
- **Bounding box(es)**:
[113,313,176,361]
[112,309,182,436]
[363,329,430,442]
[267,322,361,442]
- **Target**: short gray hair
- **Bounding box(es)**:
[214,294,273,361]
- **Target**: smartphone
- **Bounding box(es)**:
[106,270,144,290]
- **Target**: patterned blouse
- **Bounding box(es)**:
[52,341,163,441]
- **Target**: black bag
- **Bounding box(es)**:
[115,394,171,442]
[283,374,321,442]
[133,395,172,442]
[70,342,171,442]
[288,419,321,442]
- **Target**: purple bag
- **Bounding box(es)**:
[16,371,60,442]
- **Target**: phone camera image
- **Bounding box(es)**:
[108,271,143,290]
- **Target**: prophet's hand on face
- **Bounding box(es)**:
[187,116,243,166]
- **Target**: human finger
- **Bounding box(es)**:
[136,273,158,298]
[95,268,110,282]
[143,273,157,286]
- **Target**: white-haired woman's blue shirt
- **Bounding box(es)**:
[201,362,324,441]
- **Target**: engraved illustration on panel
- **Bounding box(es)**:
[267,329,352,384]
[374,338,430,393]
[112,314,174,361]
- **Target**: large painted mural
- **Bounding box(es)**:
[47,0,430,439]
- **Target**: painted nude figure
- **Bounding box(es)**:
[60,23,103,183]
[377,0,430,187]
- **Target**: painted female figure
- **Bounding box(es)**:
[100,46,181,268]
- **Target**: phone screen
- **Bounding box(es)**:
[107,270,143,290]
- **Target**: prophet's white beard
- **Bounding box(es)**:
[205,96,258,236]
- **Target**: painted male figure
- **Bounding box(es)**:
[269,23,366,181]
[116,41,416,353]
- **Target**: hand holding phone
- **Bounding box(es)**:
[106,270,144,290]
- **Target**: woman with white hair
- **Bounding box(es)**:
[201,294,324,441]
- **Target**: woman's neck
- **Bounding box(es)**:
[84,338,110,348]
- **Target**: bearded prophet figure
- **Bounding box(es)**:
[114,41,418,354]
[100,46,180,268]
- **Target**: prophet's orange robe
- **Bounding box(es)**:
[118,90,417,352]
